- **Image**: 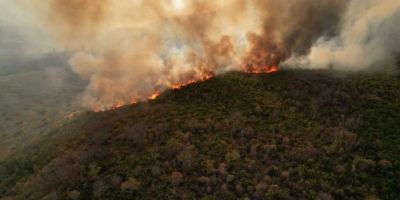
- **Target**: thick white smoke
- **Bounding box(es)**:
[14,0,400,111]
[287,0,400,70]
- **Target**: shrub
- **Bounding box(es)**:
[225,150,240,163]
[120,177,141,191]
[170,171,184,185]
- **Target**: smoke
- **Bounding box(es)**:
[46,0,111,46]
[243,0,348,69]
[0,1,54,66]
[16,0,400,110]
[287,0,400,70]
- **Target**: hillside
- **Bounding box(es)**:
[0,69,399,200]
[0,62,85,160]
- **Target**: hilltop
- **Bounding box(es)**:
[1,69,399,200]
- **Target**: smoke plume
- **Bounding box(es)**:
[18,0,400,110]
[287,0,400,70]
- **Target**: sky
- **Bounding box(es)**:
[0,0,55,66]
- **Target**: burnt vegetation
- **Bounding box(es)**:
[1,69,399,200]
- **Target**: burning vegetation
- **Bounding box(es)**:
[105,67,278,111]
[17,0,400,111]
[20,0,349,111]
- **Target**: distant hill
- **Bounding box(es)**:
[1,69,399,200]
[0,54,86,160]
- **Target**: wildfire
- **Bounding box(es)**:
[110,101,124,110]
[148,91,161,100]
[130,99,138,104]
[244,66,279,74]
[101,66,278,112]
[171,73,213,90]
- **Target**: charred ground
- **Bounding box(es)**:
[1,69,399,200]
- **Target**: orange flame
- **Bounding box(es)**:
[102,66,278,112]
[110,101,124,110]
[130,98,138,104]
[244,65,279,74]
[171,79,197,90]
[171,73,213,90]
[148,91,161,100]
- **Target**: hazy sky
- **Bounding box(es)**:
[0,0,54,65]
